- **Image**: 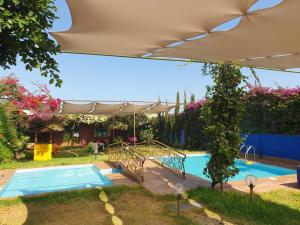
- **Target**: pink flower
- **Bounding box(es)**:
[0,75,61,122]
[186,99,207,111]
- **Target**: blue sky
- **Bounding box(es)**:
[1,0,300,103]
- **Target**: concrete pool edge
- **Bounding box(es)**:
[15,164,96,173]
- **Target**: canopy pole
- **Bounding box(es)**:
[112,114,115,140]
[133,103,136,145]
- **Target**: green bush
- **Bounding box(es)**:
[139,128,154,142]
[0,104,18,162]
[0,142,14,162]
[86,142,94,153]
[112,136,123,144]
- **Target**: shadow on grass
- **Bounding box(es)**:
[188,187,300,225]
[281,182,299,189]
[0,189,109,225]
[0,186,203,225]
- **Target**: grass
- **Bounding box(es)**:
[188,187,300,225]
[0,185,203,225]
[0,144,204,170]
[0,147,107,170]
[1,183,299,225]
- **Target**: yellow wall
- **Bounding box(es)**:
[34,144,52,161]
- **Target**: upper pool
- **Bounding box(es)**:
[0,164,115,198]
[184,155,296,182]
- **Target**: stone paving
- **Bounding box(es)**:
[143,160,210,194]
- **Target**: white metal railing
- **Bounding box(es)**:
[241,145,256,161]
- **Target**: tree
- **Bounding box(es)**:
[202,63,246,190]
[183,91,187,111]
[173,91,180,142]
[0,103,17,162]
[0,0,62,86]
[190,94,195,103]
[175,91,180,117]
[0,75,62,132]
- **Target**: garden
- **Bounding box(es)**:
[1,1,300,225]
[1,69,300,225]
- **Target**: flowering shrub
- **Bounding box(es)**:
[0,75,61,123]
[128,136,138,143]
[158,84,300,151]
[247,84,300,99]
[243,84,300,134]
[186,99,207,111]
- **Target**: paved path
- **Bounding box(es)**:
[95,162,137,186]
[143,160,210,194]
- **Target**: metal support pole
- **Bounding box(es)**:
[250,184,254,198]
[133,103,136,145]
[177,194,181,217]
[112,114,115,140]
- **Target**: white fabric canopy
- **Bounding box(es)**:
[93,103,126,115]
[59,101,175,115]
[152,1,300,70]
[51,0,300,70]
[146,103,176,114]
[113,103,153,115]
[61,102,94,114]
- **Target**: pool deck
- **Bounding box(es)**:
[141,157,299,194]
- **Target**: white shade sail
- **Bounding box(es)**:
[152,1,300,70]
[61,102,95,114]
[113,103,153,115]
[59,101,175,115]
[51,0,300,70]
[146,103,176,114]
[93,103,126,115]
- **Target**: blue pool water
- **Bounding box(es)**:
[184,155,296,181]
[0,164,115,198]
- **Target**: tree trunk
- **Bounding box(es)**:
[211,180,217,189]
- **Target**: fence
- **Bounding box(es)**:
[242,133,300,161]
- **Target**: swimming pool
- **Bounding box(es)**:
[184,155,296,181]
[0,164,116,198]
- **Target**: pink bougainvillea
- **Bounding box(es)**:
[186,99,207,111]
[247,84,300,99]
[185,84,300,112]
[0,76,61,122]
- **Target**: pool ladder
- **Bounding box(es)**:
[240,145,256,161]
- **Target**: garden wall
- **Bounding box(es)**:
[242,133,300,161]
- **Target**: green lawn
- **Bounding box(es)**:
[0,147,107,170]
[1,185,299,225]
[0,186,202,225]
[188,187,300,225]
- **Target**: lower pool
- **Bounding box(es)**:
[184,155,296,181]
[0,164,116,198]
